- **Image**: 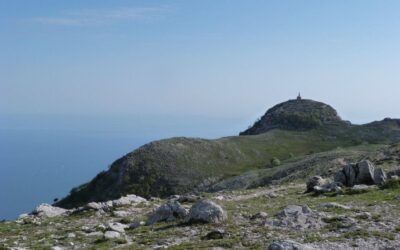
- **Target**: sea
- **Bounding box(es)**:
[0,114,247,220]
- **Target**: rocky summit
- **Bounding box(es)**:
[240,98,346,135]
[2,98,400,249]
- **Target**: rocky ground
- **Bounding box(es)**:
[1,179,400,249]
[3,143,400,250]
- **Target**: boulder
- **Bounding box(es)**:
[334,160,387,187]
[334,171,347,185]
[251,211,268,220]
[351,184,376,191]
[267,205,325,230]
[86,231,104,237]
[51,247,64,250]
[374,168,387,185]
[356,160,375,185]
[185,199,227,224]
[106,222,128,233]
[266,192,279,198]
[313,182,342,194]
[146,201,187,225]
[129,221,145,229]
[268,240,314,250]
[85,202,110,211]
[343,164,356,186]
[112,210,130,217]
[177,194,199,203]
[18,213,29,219]
[112,194,146,206]
[104,230,121,239]
[306,176,324,193]
[203,229,226,240]
[32,204,68,218]
[316,202,351,210]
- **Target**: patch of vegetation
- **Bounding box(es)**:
[380,178,400,189]
[343,187,374,195]
[323,217,353,230]
[303,233,323,243]
[343,229,395,241]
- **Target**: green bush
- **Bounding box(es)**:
[270,157,281,166]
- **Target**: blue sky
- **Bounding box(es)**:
[1,0,400,124]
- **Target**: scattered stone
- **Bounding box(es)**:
[351,184,376,191]
[86,231,104,237]
[266,192,279,198]
[85,196,145,212]
[85,202,110,211]
[355,212,372,220]
[81,225,95,233]
[67,232,76,238]
[214,195,226,201]
[113,210,130,217]
[185,199,227,224]
[306,176,324,193]
[267,205,325,230]
[51,247,64,250]
[146,201,187,225]
[323,215,356,229]
[112,194,146,206]
[203,229,226,240]
[268,239,314,250]
[313,182,342,194]
[104,230,121,239]
[129,221,145,229]
[106,222,128,233]
[316,202,351,210]
[177,194,199,203]
[250,211,268,220]
[32,204,68,218]
[18,213,29,220]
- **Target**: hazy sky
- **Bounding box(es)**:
[1,0,400,124]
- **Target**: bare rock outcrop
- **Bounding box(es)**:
[266,205,325,230]
[32,204,69,218]
[334,160,386,186]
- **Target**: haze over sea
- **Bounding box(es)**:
[0,114,246,220]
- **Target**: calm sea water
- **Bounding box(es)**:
[0,114,246,220]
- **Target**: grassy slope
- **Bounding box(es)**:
[210,144,386,191]
[56,121,400,208]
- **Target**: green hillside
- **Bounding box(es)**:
[56,99,400,209]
